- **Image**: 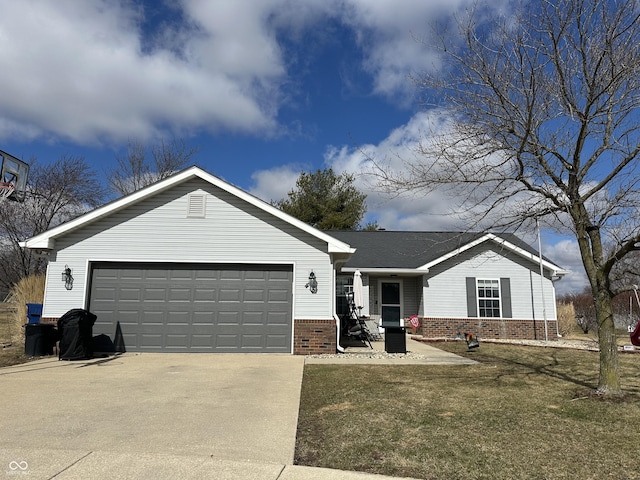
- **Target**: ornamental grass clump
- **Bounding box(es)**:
[8,275,45,345]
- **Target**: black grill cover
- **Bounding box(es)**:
[57,309,97,360]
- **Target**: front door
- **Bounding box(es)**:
[380,280,402,326]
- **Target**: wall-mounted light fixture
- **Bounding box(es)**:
[305,271,318,294]
[62,265,73,290]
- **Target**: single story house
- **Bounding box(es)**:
[330,231,567,342]
[21,166,566,354]
[22,166,354,355]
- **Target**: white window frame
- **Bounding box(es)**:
[477,278,501,318]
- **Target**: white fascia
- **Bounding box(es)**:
[340,267,428,275]
[419,233,566,276]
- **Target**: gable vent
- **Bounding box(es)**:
[187,193,206,218]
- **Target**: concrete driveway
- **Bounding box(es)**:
[0,353,305,478]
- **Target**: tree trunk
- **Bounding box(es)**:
[594,289,621,395]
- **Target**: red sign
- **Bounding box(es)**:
[409,315,420,328]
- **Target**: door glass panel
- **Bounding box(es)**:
[381,283,400,304]
[381,306,401,326]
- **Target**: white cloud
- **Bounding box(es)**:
[248,163,308,204]
[324,110,467,230]
[0,1,286,144]
[0,0,507,144]
[543,238,588,296]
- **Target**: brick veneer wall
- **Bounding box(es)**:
[40,317,58,325]
[294,319,337,354]
[412,317,558,341]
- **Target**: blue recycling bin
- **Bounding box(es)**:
[26,303,43,324]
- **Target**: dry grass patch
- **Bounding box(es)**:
[0,275,45,368]
[9,275,45,344]
[557,302,576,337]
[0,302,30,367]
[295,343,640,479]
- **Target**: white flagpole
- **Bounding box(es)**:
[537,218,549,342]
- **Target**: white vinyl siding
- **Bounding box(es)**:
[42,178,334,319]
[424,244,557,320]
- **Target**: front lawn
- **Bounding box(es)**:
[295,342,640,480]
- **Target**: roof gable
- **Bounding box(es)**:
[329,231,566,276]
[22,166,354,254]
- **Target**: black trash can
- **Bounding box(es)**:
[383,326,407,354]
[24,323,56,356]
[57,309,97,360]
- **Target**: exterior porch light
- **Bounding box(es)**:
[305,271,318,294]
[62,265,73,290]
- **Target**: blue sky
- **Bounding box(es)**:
[0,0,584,294]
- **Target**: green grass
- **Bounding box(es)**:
[295,343,640,479]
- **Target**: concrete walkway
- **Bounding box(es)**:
[306,335,477,365]
[0,338,471,479]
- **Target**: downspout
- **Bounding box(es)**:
[552,275,562,337]
[332,266,345,352]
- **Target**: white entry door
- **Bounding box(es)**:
[380,280,402,326]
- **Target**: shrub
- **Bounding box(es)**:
[557,302,576,337]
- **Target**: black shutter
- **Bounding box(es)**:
[466,277,477,317]
[500,278,512,318]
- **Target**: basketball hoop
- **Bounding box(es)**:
[0,182,14,200]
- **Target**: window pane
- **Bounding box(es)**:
[381,306,401,326]
[381,283,400,304]
[477,280,500,317]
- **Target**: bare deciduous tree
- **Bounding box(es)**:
[108,138,198,196]
[373,0,640,395]
[0,155,105,296]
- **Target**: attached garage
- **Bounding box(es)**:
[21,167,355,355]
[89,263,293,353]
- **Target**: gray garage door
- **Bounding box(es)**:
[88,263,293,353]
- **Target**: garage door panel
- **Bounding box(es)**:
[89,263,292,353]
[143,288,166,301]
[220,270,242,281]
[114,311,140,323]
[216,335,239,348]
[119,288,143,302]
[267,311,291,324]
[241,335,264,348]
[194,288,216,301]
[93,286,117,301]
[168,288,191,302]
[268,288,290,303]
[218,289,241,302]
[265,335,289,349]
[170,269,194,280]
[166,311,190,323]
[243,289,266,302]
[217,311,241,325]
[194,269,218,280]
[242,311,265,325]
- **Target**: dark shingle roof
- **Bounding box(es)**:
[327,231,559,270]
